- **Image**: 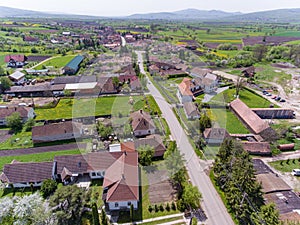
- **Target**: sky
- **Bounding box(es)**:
[0,0,300,16]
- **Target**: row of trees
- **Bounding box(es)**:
[213,139,280,224]
[164,141,202,211]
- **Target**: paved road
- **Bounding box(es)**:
[136,51,234,225]
[0,143,86,157]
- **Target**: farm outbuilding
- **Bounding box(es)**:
[63,55,84,75]
[277,143,295,151]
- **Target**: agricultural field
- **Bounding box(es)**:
[269,159,300,173]
[34,55,76,69]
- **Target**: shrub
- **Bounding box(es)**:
[159,204,164,212]
[166,203,170,211]
[171,202,176,211]
[148,205,153,213]
[154,204,159,212]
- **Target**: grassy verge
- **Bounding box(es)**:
[0,149,82,170]
[0,131,33,150]
[140,216,183,225]
[209,170,238,225]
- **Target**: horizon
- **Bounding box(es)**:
[0,0,300,17]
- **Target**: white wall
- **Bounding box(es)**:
[108,201,138,210]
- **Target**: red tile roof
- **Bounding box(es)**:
[0,106,31,119]
[103,152,139,202]
[242,142,271,155]
[178,78,193,96]
[230,99,270,134]
[4,55,27,63]
[130,110,155,133]
[0,162,53,183]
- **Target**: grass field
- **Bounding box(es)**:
[0,149,81,170]
[34,55,76,69]
[255,64,291,92]
[35,95,160,120]
[207,108,250,134]
[210,88,275,108]
[274,31,300,37]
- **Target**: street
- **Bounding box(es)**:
[136,51,235,225]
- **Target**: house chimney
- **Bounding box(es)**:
[14,107,17,111]
[78,162,81,168]
[122,174,125,180]
[140,109,143,114]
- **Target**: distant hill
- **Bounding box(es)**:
[0,6,49,17]
[128,9,242,20]
[223,8,300,23]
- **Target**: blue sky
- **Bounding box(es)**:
[0,0,300,16]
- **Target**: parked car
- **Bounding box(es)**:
[271,95,277,99]
[280,99,286,102]
[275,96,281,101]
[262,90,268,95]
[266,93,272,96]
[292,169,300,176]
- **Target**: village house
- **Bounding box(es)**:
[0,161,53,188]
[189,67,219,93]
[130,110,156,137]
[177,77,202,103]
[117,134,166,158]
[5,54,27,68]
[32,121,83,144]
[0,106,35,126]
[8,71,26,85]
[183,102,200,120]
[63,55,84,75]
[0,151,139,211]
[242,66,255,78]
[203,128,230,145]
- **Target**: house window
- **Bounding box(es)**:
[127,202,131,206]
[92,172,96,176]
[115,203,119,207]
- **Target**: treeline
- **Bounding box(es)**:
[213,139,281,225]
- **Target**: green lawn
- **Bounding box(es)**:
[207,108,249,134]
[0,149,81,171]
[140,216,184,225]
[34,55,76,69]
[210,88,276,108]
[35,95,160,121]
[269,159,300,173]
[0,131,33,150]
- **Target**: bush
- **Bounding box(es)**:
[154,204,159,212]
[41,179,57,198]
[166,203,170,211]
[159,204,164,212]
[176,199,186,212]
[171,202,176,211]
[148,205,153,213]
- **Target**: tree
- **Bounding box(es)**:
[137,145,154,166]
[24,118,35,132]
[253,44,267,62]
[112,77,120,88]
[96,122,113,140]
[41,179,58,198]
[50,185,90,225]
[251,203,280,225]
[31,47,38,53]
[182,183,202,210]
[6,112,23,133]
[63,89,72,97]
[91,203,100,225]
[165,146,186,185]
[0,66,6,76]
[130,203,134,222]
[0,76,12,91]
[100,208,108,225]
[235,76,245,97]
[199,113,211,133]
